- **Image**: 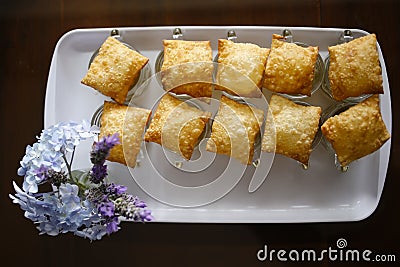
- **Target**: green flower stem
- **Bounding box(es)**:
[62,153,73,181]
[70,170,93,196]
[62,148,91,194]
[69,148,75,170]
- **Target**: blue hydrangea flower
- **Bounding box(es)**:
[59,183,81,212]
[10,182,101,239]
[19,142,65,193]
[39,120,94,153]
[75,224,108,241]
[18,120,95,194]
[11,121,152,241]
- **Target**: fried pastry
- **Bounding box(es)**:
[81,37,149,104]
[215,39,270,97]
[263,34,319,96]
[206,96,264,165]
[144,93,211,160]
[262,94,321,166]
[100,101,151,167]
[161,40,213,99]
[328,34,383,101]
[321,95,390,167]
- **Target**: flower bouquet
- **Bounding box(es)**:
[10,121,152,241]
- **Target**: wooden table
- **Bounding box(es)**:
[1,1,399,266]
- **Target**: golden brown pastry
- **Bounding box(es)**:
[81,37,149,104]
[206,96,264,165]
[321,95,390,167]
[262,94,321,166]
[161,40,213,99]
[215,39,270,97]
[144,93,211,160]
[100,101,151,167]
[263,34,319,96]
[328,34,383,101]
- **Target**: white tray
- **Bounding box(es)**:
[45,26,392,223]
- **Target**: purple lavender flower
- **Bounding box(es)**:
[133,196,147,208]
[89,133,120,184]
[113,194,152,222]
[106,183,127,196]
[46,170,68,187]
[11,121,152,241]
[139,209,153,222]
[85,184,107,204]
[98,201,115,218]
[90,164,108,184]
[105,217,119,234]
[90,133,120,165]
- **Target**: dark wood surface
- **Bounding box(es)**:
[1,1,399,266]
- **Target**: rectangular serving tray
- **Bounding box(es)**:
[45,26,391,223]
